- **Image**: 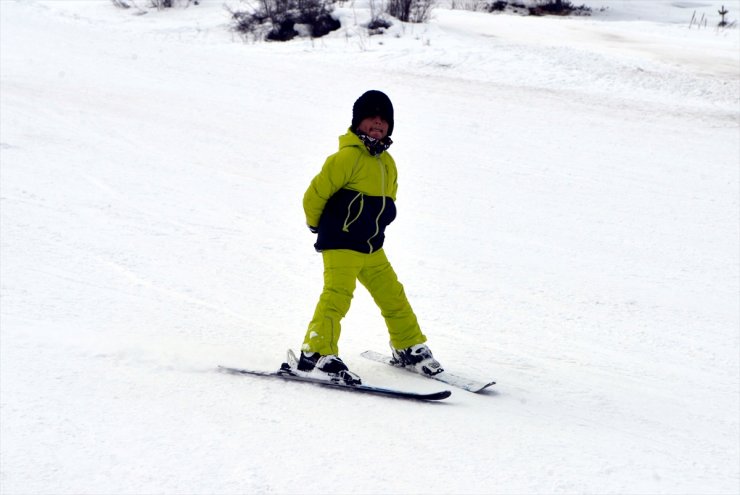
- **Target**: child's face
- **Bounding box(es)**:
[357,115,389,140]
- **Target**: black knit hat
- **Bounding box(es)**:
[351,90,394,136]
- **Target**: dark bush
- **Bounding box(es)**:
[367,17,392,30]
[483,0,526,13]
[528,0,590,16]
[229,0,340,41]
[266,17,298,40]
[483,0,589,16]
[307,13,341,37]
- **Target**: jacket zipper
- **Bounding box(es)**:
[366,158,386,253]
[342,192,364,232]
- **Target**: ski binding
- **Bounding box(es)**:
[361,350,495,393]
[218,351,452,402]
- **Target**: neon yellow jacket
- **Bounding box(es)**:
[304,130,398,253]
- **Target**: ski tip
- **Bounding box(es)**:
[432,390,453,400]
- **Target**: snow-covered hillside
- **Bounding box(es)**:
[1,0,738,493]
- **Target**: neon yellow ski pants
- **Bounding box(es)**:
[302,249,427,356]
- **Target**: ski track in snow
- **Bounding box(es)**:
[1,0,738,493]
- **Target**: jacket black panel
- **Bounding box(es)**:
[315,188,397,254]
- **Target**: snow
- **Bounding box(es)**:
[1,0,738,493]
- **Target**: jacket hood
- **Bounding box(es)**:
[338,129,364,150]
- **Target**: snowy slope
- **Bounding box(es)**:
[1,0,738,493]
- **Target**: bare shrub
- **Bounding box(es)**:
[111,0,131,8]
[368,0,392,32]
[387,0,434,23]
[449,0,487,12]
[150,0,198,8]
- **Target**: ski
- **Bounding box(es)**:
[361,350,496,393]
[218,356,451,402]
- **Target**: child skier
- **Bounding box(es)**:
[296,90,442,385]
